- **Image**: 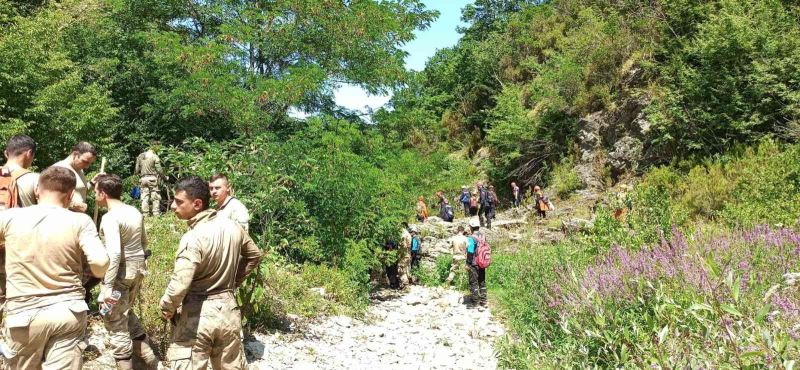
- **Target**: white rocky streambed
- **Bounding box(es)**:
[246,286,505,369]
[82,285,505,369]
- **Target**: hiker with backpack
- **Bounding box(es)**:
[437,191,454,222]
[478,183,496,229]
[457,186,471,217]
[409,226,422,271]
[465,219,490,310]
[469,191,479,216]
[533,185,554,219]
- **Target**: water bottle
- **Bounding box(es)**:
[100,290,122,316]
[0,341,17,359]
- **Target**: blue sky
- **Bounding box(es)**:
[332,0,471,114]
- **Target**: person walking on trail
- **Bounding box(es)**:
[1,134,39,209]
[469,191,479,216]
[437,191,454,222]
[478,183,496,229]
[0,166,109,369]
[416,196,429,222]
[409,226,422,272]
[487,185,499,227]
[160,176,262,370]
[457,186,471,217]
[383,240,400,289]
[533,185,553,219]
[446,225,468,286]
[398,222,412,287]
[54,141,97,213]
[94,174,159,370]
[466,219,488,310]
[134,142,163,217]
[209,173,250,231]
[511,182,520,208]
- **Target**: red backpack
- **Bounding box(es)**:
[472,234,492,269]
[0,167,30,210]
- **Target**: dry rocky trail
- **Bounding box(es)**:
[83,199,594,369]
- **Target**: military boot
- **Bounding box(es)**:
[116,358,134,370]
[133,335,159,370]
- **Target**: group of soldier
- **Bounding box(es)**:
[0,135,262,369]
[386,219,488,310]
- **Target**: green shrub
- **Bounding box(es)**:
[549,157,583,199]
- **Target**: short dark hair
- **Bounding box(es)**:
[39,166,76,194]
[71,141,97,156]
[209,173,229,183]
[5,135,36,157]
[95,174,123,199]
[176,176,210,210]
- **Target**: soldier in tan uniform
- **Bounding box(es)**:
[1,134,39,208]
[53,141,97,213]
[398,222,412,287]
[1,135,40,307]
[160,176,262,369]
[0,166,109,369]
[94,174,159,370]
[209,173,250,231]
[134,143,163,216]
[446,225,468,286]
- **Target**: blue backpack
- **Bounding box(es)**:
[131,186,141,200]
[411,236,421,252]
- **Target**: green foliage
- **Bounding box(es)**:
[638,139,800,226]
[549,157,583,199]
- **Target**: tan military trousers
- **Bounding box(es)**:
[4,300,87,369]
[446,256,465,285]
[397,249,411,286]
[139,175,161,216]
[101,262,146,359]
[167,293,245,370]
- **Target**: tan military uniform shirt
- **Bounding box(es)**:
[54,159,89,210]
[0,205,109,314]
[2,163,38,207]
[451,234,468,261]
[160,209,262,314]
[135,150,162,177]
[217,196,250,231]
[402,229,412,250]
[99,203,146,289]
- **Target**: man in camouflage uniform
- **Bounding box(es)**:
[0,166,109,369]
[160,176,262,369]
[398,222,412,287]
[446,225,468,286]
[134,143,163,216]
[95,174,159,370]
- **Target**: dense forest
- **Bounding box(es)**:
[3,0,800,368]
